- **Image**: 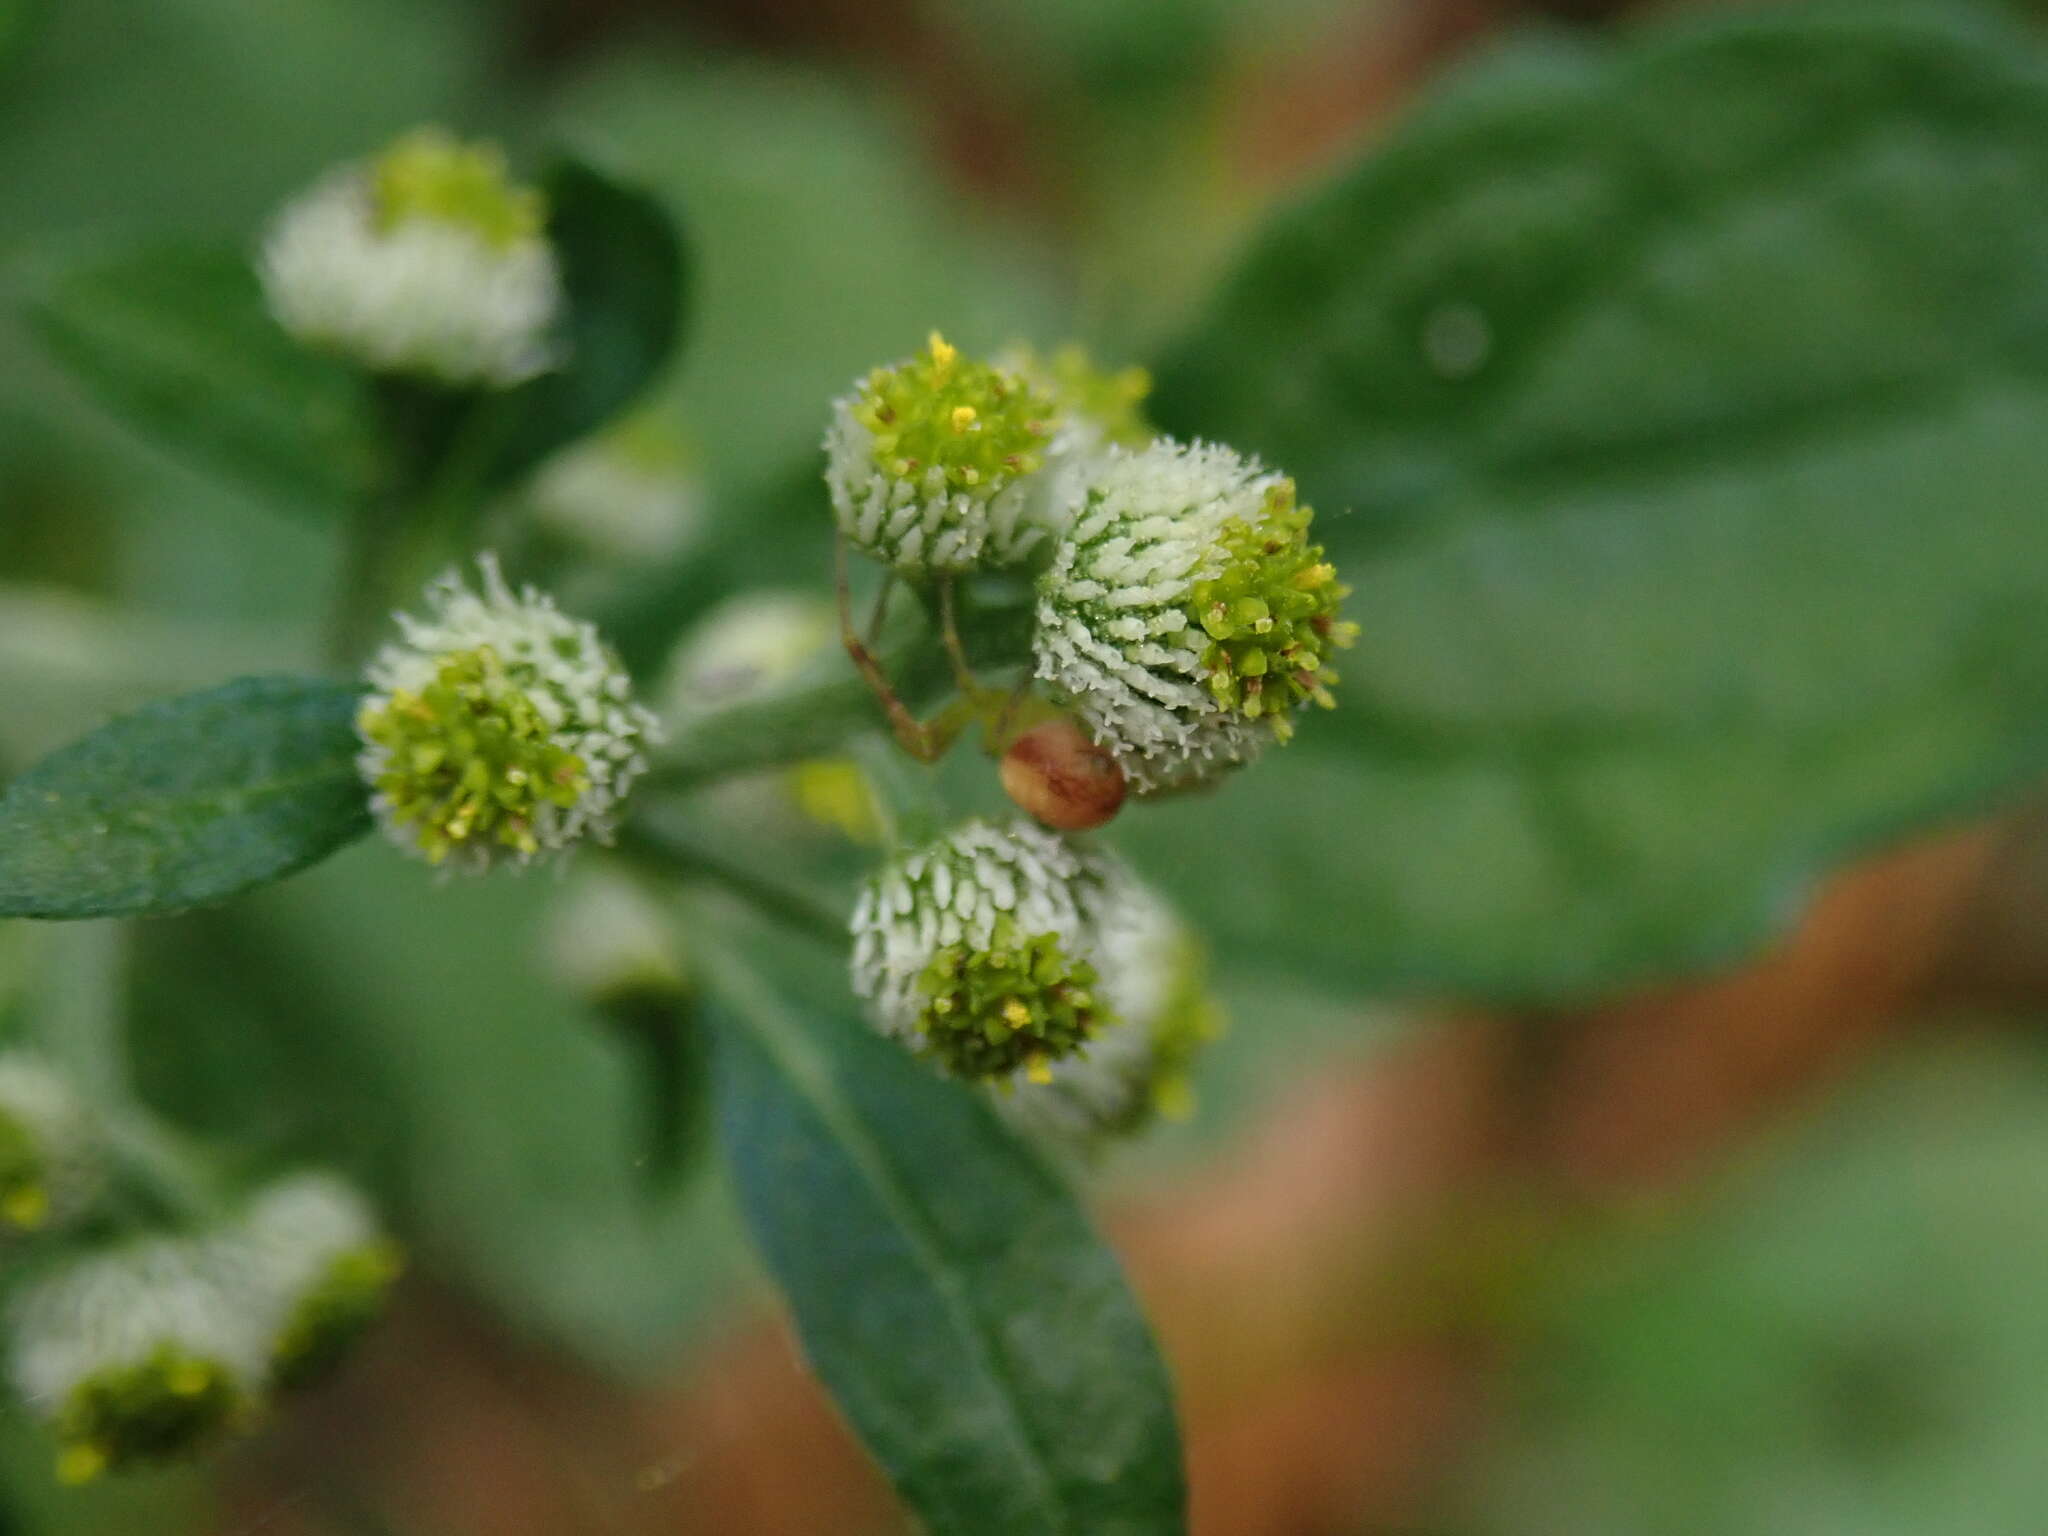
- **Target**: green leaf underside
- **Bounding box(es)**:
[705,932,1185,1536]
[24,245,376,519]
[1145,4,2048,1001]
[477,155,687,490]
[0,676,370,919]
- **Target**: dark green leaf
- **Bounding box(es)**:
[1144,4,2048,1001]
[22,245,377,519]
[476,155,687,490]
[705,929,1186,1536]
[0,676,370,919]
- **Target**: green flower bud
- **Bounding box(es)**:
[850,818,1129,1082]
[356,555,660,871]
[260,126,561,387]
[1035,439,1357,791]
[9,1238,267,1482]
[0,1055,102,1238]
[825,333,1065,573]
[237,1174,402,1392]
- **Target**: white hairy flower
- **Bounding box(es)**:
[849,818,1125,1082]
[0,1054,103,1237]
[9,1236,268,1481]
[235,1173,401,1390]
[825,333,1071,574]
[1035,438,1355,792]
[259,128,561,387]
[356,554,661,870]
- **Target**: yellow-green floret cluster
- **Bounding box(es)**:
[1035,439,1357,791]
[260,125,561,386]
[914,918,1108,1082]
[825,334,1063,572]
[369,128,545,250]
[356,555,659,872]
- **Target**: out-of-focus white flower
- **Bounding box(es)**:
[659,590,836,727]
[528,412,704,565]
[9,1237,267,1482]
[356,554,660,870]
[260,127,561,387]
[235,1173,402,1391]
[0,1054,103,1238]
[1035,439,1356,792]
[547,863,687,1005]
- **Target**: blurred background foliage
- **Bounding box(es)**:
[9,0,2048,1532]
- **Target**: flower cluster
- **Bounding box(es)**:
[849,818,1219,1142]
[826,337,1353,797]
[1036,440,1357,791]
[260,127,561,387]
[6,1171,400,1482]
[356,554,660,871]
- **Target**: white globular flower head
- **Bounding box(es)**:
[1035,439,1358,792]
[259,126,562,388]
[849,818,1125,1083]
[234,1173,403,1392]
[993,874,1224,1153]
[0,1055,104,1239]
[825,333,1070,574]
[356,554,661,871]
[8,1237,269,1482]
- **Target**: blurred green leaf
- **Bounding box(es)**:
[161,841,745,1375]
[1144,3,2048,1001]
[471,156,688,493]
[706,923,1187,1536]
[547,53,1055,500]
[1464,1035,2048,1536]
[21,245,376,520]
[0,676,368,919]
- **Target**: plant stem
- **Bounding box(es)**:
[617,817,847,949]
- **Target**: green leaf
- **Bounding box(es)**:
[21,245,377,519]
[705,928,1187,1536]
[0,676,370,919]
[476,155,687,490]
[1463,1036,2048,1536]
[1144,3,2048,1001]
